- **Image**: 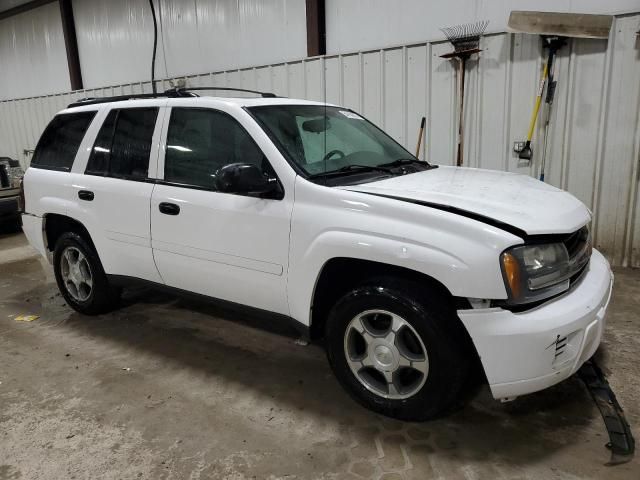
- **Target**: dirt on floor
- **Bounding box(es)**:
[0,228,639,480]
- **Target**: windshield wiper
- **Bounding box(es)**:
[336,164,393,173]
[379,158,429,168]
[308,164,393,179]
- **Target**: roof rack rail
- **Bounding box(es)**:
[67,91,189,108]
[166,87,277,98]
[67,86,277,108]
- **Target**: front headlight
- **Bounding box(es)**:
[501,242,573,305]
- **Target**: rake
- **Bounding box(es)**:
[440,20,489,167]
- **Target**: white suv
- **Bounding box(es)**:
[22,89,613,421]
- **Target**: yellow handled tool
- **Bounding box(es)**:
[509,11,612,172]
[519,61,549,161]
[528,64,549,140]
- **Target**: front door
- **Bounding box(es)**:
[150,105,293,315]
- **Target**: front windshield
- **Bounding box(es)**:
[248,105,426,178]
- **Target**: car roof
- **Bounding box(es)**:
[59,96,337,115]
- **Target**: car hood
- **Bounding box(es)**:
[341,166,590,235]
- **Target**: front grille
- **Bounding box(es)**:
[564,227,586,255]
[563,226,591,285]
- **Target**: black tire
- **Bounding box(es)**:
[53,232,120,315]
[325,277,470,421]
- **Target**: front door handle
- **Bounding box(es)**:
[159,202,180,215]
[78,190,94,201]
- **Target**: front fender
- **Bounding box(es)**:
[287,177,522,327]
[288,229,514,327]
[287,230,467,325]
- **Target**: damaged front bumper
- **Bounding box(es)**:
[458,249,613,400]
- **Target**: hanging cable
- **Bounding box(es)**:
[148,0,158,94]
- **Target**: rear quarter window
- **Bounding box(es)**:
[30,111,97,171]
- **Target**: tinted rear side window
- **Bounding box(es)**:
[86,107,158,180]
[31,111,97,171]
[85,110,117,176]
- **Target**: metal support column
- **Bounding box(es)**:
[59,0,83,91]
[305,0,326,57]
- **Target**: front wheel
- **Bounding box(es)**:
[53,232,120,315]
[325,278,470,421]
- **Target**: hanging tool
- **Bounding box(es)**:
[537,37,566,181]
[508,11,613,180]
[415,116,426,159]
[440,20,489,167]
[518,36,565,177]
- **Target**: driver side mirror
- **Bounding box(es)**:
[215,163,280,198]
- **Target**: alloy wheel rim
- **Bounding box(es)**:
[343,309,429,400]
[60,246,93,302]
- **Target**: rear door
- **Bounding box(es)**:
[150,104,293,315]
[69,102,166,282]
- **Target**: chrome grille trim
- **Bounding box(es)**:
[565,226,591,284]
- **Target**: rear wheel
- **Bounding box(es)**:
[53,232,120,315]
[325,278,470,421]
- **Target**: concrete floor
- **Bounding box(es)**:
[0,227,638,480]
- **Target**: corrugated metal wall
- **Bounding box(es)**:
[325,0,640,54]
[72,0,306,89]
[0,1,71,99]
[1,14,639,267]
[0,0,307,99]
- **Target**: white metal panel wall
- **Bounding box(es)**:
[1,14,639,267]
[72,0,159,89]
[158,0,306,79]
[72,0,307,89]
[325,0,640,54]
[0,2,70,100]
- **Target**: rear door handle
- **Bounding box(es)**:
[159,202,180,215]
[78,190,94,201]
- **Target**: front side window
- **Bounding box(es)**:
[86,107,158,180]
[31,111,97,171]
[248,105,428,182]
[164,107,269,190]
